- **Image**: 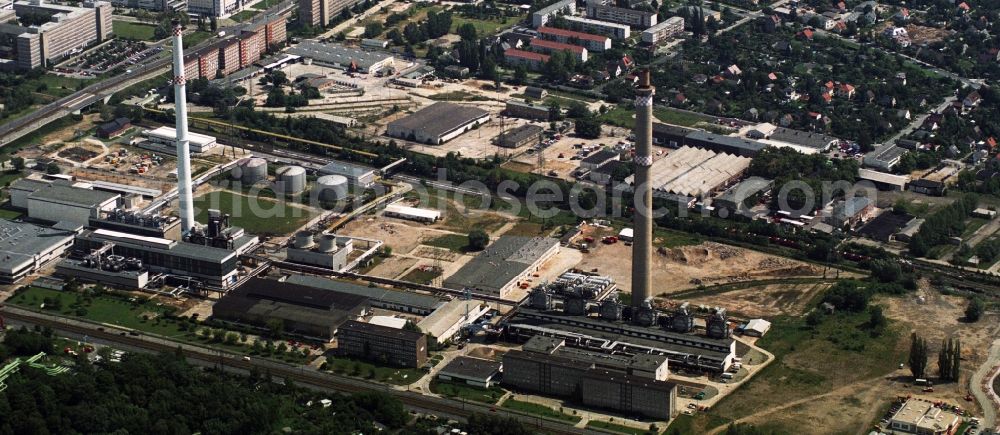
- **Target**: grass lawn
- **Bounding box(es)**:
[400,267,443,285]
[586,420,653,434]
[0,169,25,188]
[325,355,425,385]
[0,206,23,220]
[665,413,731,435]
[701,311,905,434]
[230,9,261,22]
[429,379,504,404]
[193,190,318,235]
[428,90,492,102]
[654,107,716,127]
[113,21,158,41]
[961,217,988,239]
[505,222,545,237]
[9,286,310,363]
[501,399,581,423]
[450,15,524,37]
[653,227,703,248]
[598,106,636,128]
[184,31,214,49]
[424,233,471,252]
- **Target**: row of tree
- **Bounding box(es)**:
[908,333,962,382]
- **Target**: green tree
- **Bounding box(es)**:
[10,156,25,171]
[867,305,887,335]
[46,163,61,175]
[908,332,928,379]
[965,297,984,322]
[938,338,952,381]
[363,22,384,38]
[457,22,478,41]
[574,117,601,139]
[468,229,490,251]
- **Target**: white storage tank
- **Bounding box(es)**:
[275,165,307,195]
[315,175,348,202]
[233,158,268,185]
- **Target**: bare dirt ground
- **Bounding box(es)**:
[575,239,826,295]
[367,255,419,280]
[680,282,833,318]
[720,285,999,435]
[905,24,952,44]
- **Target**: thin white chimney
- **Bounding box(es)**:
[171,19,195,233]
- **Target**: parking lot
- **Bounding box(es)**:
[57,40,162,76]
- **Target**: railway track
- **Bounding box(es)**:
[0,308,594,435]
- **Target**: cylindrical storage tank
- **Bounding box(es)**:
[318,234,338,252]
[316,175,348,202]
[275,165,306,195]
[237,158,268,185]
[293,230,314,249]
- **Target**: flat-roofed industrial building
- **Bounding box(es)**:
[212,277,369,339]
[386,102,490,145]
[24,182,120,226]
[496,124,544,148]
[286,273,447,315]
[318,160,376,188]
[143,126,219,154]
[625,146,751,201]
[0,219,77,283]
[443,236,559,299]
[288,40,394,74]
[437,356,502,388]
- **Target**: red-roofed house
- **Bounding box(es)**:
[504,48,550,71]
[530,38,588,62]
[836,83,856,98]
[537,26,612,52]
[797,28,814,40]
[957,2,970,12]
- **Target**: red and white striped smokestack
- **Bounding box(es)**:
[630,69,655,308]
[171,19,195,234]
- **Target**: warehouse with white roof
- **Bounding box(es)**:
[143,126,219,154]
[626,146,751,202]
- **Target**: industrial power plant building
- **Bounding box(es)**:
[386,102,491,145]
[72,228,255,289]
[285,231,353,270]
[10,178,121,226]
[507,304,737,373]
[443,236,559,299]
[0,219,76,283]
[502,336,678,420]
[212,277,369,339]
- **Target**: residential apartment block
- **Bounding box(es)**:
[641,16,684,45]
[504,48,550,71]
[298,0,365,27]
[1,0,112,70]
[564,16,631,39]
[586,0,657,28]
[537,26,611,52]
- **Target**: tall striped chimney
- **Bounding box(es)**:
[631,69,655,308]
[171,19,195,233]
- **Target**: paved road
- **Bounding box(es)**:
[971,339,1000,430]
